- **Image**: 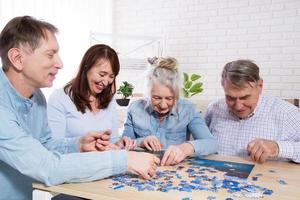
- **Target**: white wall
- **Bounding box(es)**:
[113,0,300,100]
[0,0,112,99]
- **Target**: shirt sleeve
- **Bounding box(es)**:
[277,106,300,163]
[122,103,150,146]
[110,98,120,143]
[187,105,218,157]
[204,104,212,128]
[122,106,136,139]
[47,89,67,139]
[0,106,128,186]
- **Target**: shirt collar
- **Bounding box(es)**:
[250,95,262,116]
[145,99,178,118]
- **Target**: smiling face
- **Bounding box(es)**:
[151,82,175,116]
[223,79,263,119]
[87,58,115,96]
[20,30,62,90]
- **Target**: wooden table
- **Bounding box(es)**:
[32,155,300,200]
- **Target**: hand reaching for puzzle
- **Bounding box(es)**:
[247,138,279,163]
[127,151,160,179]
[161,143,195,166]
[140,135,163,151]
[115,136,137,150]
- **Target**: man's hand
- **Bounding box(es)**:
[127,151,160,179]
[115,136,137,150]
[161,143,194,166]
[247,138,279,163]
[140,135,163,151]
[79,130,111,152]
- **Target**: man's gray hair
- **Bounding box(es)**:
[221,59,261,87]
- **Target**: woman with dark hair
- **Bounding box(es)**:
[48,44,128,149]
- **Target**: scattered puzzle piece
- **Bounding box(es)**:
[277,179,288,185]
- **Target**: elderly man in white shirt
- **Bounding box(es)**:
[205,59,300,163]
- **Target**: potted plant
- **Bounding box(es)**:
[116,81,134,106]
[181,72,203,98]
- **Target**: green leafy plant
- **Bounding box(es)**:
[181,72,203,98]
[117,81,134,99]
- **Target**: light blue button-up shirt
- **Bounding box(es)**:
[122,98,218,156]
[0,68,127,200]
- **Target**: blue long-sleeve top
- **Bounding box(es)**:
[0,68,127,200]
[122,98,218,157]
[47,88,119,142]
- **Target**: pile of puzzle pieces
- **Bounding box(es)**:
[110,161,276,199]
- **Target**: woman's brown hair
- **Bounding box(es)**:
[64,44,120,113]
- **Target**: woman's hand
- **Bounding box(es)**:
[115,136,137,150]
[79,130,111,152]
[140,135,163,152]
[103,143,122,151]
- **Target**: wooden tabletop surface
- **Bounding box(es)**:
[33,154,300,200]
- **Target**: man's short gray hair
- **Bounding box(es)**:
[221,59,261,87]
